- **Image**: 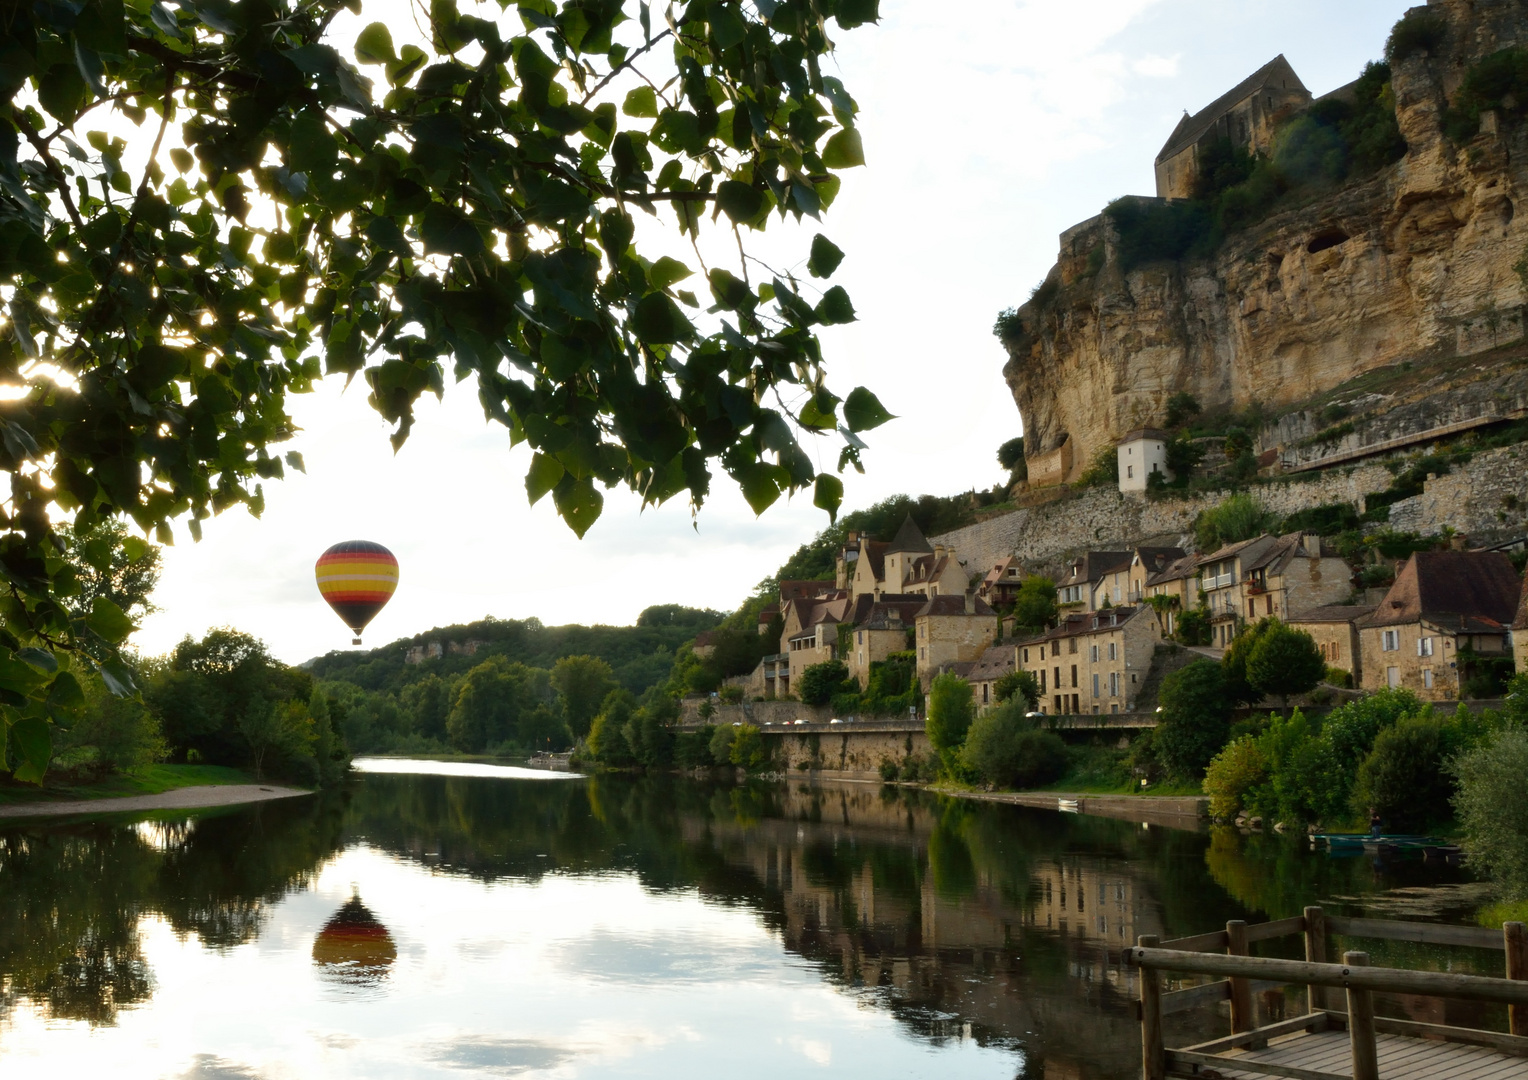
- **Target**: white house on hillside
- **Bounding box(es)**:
[1117,428,1171,493]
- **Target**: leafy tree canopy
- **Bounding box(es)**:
[0,0,886,779]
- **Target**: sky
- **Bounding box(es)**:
[133,0,1416,664]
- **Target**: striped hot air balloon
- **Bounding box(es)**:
[315,541,398,645]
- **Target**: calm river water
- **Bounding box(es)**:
[0,760,1494,1079]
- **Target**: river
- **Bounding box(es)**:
[0,760,1495,1078]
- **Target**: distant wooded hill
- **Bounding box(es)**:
[305,605,725,696]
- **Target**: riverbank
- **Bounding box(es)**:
[0,781,311,820]
[924,783,1209,829]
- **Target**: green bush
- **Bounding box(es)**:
[1386,9,1447,63]
[1246,710,1347,826]
[1445,48,1528,142]
[1246,621,1327,704]
[1194,492,1276,553]
[1222,619,1278,705]
[926,672,975,768]
[1077,445,1120,487]
[1165,392,1201,429]
[1354,717,1451,832]
[797,659,850,706]
[1281,502,1360,536]
[1011,576,1058,632]
[993,308,1024,344]
[1174,606,1212,647]
[1155,660,1233,780]
[994,669,1040,710]
[1452,729,1528,899]
[1322,687,1423,770]
[1324,666,1352,689]
[708,723,734,766]
[729,723,766,769]
[1204,734,1268,819]
[675,726,715,768]
[997,437,1026,471]
[878,757,900,782]
[962,705,1067,789]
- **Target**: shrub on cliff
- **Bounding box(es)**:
[1194,492,1277,553]
[1386,9,1447,63]
[1447,48,1528,142]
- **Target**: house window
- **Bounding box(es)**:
[1092,673,1100,698]
[1382,630,1399,652]
[1090,645,1099,662]
[1040,670,1047,693]
[1423,668,1434,689]
[1071,664,1078,688]
[1109,672,1120,696]
[982,683,989,703]
[1418,636,1434,657]
[1108,642,1118,661]
[1023,648,1029,663]
[1069,638,1078,655]
[1387,666,1400,688]
[920,648,925,660]
[857,631,863,645]
[1127,465,1134,479]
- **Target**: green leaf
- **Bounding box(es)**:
[0,653,48,698]
[843,386,894,432]
[622,86,658,118]
[88,596,135,644]
[420,205,485,256]
[716,180,764,224]
[354,21,397,64]
[649,256,693,290]
[798,387,839,430]
[99,658,137,698]
[632,293,693,344]
[706,268,751,310]
[808,234,844,278]
[552,474,604,537]
[285,451,306,474]
[7,717,51,784]
[822,127,865,169]
[707,2,747,49]
[47,671,85,708]
[834,0,880,28]
[813,473,844,523]
[525,452,564,505]
[15,648,57,673]
[735,463,782,515]
[121,535,149,562]
[814,285,856,325]
[169,148,193,173]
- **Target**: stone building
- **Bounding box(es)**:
[782,593,851,692]
[1057,551,1131,610]
[1200,532,1350,648]
[1515,580,1528,675]
[1154,54,1311,199]
[1286,604,1375,686]
[1357,550,1521,700]
[1015,605,1160,715]
[838,517,967,601]
[978,555,1025,607]
[843,595,925,689]
[965,642,1021,714]
[914,593,998,689]
[1116,428,1172,493]
[1143,553,1201,637]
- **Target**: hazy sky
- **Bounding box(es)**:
[133,0,1414,664]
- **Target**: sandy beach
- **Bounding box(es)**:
[0,784,312,820]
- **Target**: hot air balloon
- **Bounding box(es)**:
[312,893,397,988]
[315,540,398,644]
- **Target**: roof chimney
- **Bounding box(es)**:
[965,591,975,615]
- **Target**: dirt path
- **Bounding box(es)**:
[0,783,311,820]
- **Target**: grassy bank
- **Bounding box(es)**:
[0,764,257,806]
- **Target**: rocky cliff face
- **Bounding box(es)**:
[1004,0,1528,481]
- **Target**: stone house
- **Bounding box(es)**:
[1127,547,1186,606]
[1154,54,1311,199]
[1015,605,1161,716]
[1116,429,1172,493]
[838,517,966,601]
[979,556,1025,608]
[1357,550,1521,700]
[1143,553,1201,636]
[1514,580,1528,675]
[965,642,1021,714]
[1199,533,1350,648]
[914,593,998,689]
[844,595,925,689]
[780,593,852,693]
[1286,604,1375,686]
[1058,551,1131,611]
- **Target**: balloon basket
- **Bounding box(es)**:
[352,637,363,645]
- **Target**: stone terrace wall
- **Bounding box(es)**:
[934,460,1397,575]
[1389,444,1528,537]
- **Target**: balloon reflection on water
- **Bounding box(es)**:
[312,893,397,989]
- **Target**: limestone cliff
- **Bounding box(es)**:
[1004,0,1528,482]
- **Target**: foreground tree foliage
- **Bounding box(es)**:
[0,0,885,778]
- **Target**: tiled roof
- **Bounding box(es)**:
[1120,428,1169,443]
[915,594,995,619]
[1146,553,1200,586]
[1288,604,1376,625]
[1024,605,1149,643]
[860,539,888,582]
[850,594,925,630]
[966,643,1019,681]
[779,579,834,603]
[1155,54,1307,164]
[1060,551,1131,587]
[1360,550,1521,630]
[886,514,933,555]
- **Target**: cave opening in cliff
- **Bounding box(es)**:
[1306,229,1350,254]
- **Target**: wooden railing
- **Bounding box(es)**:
[1130,906,1528,1080]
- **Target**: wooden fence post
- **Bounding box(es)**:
[1344,951,1379,1080]
[1304,905,1328,1012]
[1138,935,1165,1080]
[1227,919,1253,1033]
[1506,921,1528,1036]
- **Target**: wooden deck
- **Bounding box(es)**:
[1133,909,1528,1080]
[1176,1026,1528,1079]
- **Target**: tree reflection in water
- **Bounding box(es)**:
[0,772,1480,1078]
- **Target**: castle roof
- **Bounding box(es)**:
[1155,54,1308,165]
[1359,550,1521,631]
[886,515,933,555]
